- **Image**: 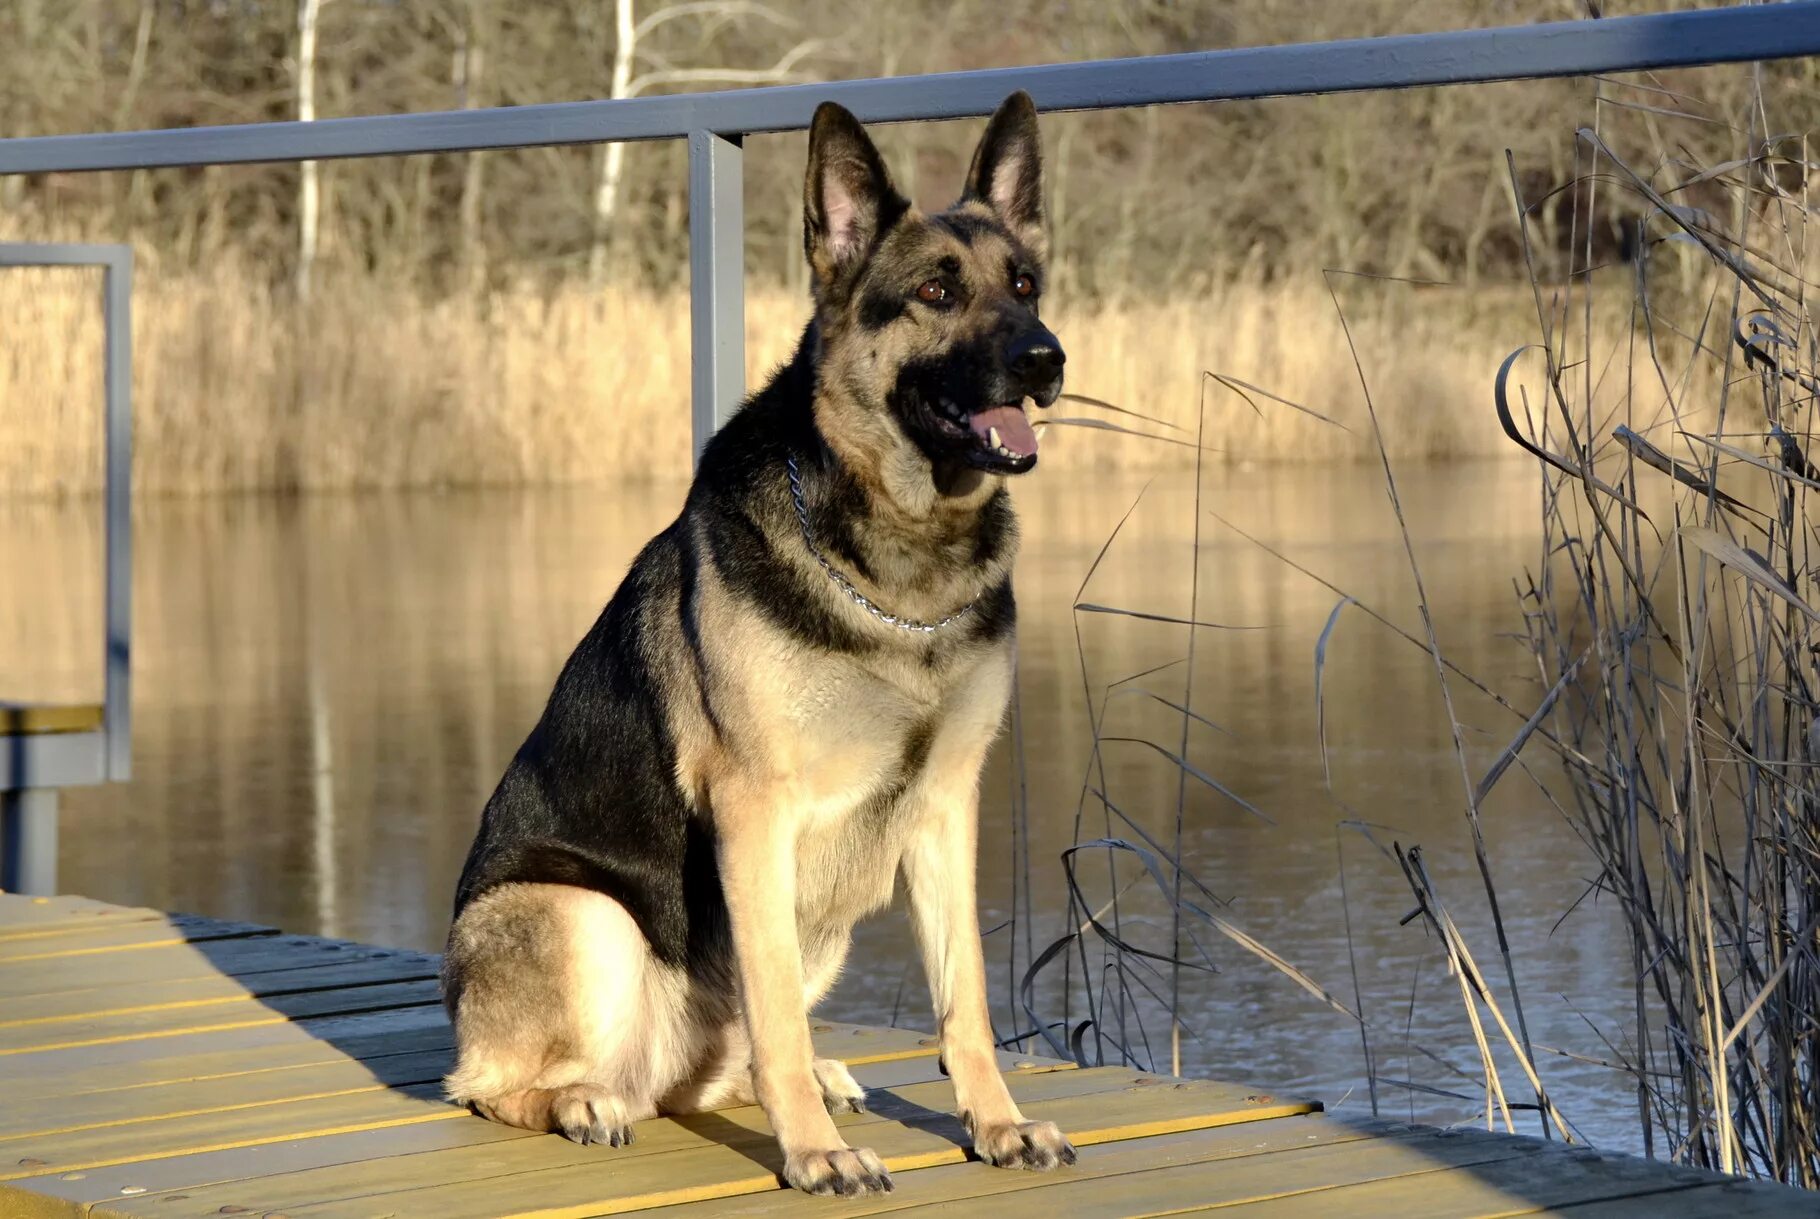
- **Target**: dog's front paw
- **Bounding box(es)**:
[969,1118,1077,1171]
[783,1145,894,1196]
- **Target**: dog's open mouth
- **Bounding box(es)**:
[932,399,1040,473]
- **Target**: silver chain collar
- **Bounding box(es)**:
[786,454,976,634]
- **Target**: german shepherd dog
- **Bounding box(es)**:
[442,92,1072,1197]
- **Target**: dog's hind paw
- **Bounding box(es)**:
[813,1057,869,1115]
[783,1145,893,1195]
[550,1085,636,1148]
[969,1118,1077,1171]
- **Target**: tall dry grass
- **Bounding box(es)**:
[0,262,1636,497]
[1499,123,1820,1179]
[1000,77,1820,1187]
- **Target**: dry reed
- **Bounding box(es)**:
[1004,69,1820,1189]
[0,262,1604,497]
[1498,108,1820,1180]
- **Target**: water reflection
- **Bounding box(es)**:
[0,460,1641,1147]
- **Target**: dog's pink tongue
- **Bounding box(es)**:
[969,404,1038,456]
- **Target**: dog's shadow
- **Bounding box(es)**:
[668,1092,964,1179]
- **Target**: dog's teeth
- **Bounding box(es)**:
[998,445,1013,457]
[1033,422,1048,439]
[988,426,1001,449]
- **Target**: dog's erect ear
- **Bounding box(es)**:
[963,91,1046,258]
[804,102,907,289]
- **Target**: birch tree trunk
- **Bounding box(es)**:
[0,0,36,212]
[296,0,322,301]
[457,0,488,295]
[116,0,157,223]
[587,0,637,291]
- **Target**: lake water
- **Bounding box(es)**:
[1,460,1643,1148]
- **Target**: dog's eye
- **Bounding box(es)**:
[916,280,949,304]
[1013,273,1036,298]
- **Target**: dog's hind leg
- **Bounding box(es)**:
[812,1056,868,1114]
[442,883,683,1146]
[470,1083,642,1146]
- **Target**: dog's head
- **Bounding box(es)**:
[804,92,1061,486]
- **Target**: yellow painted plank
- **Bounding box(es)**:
[59,1055,1065,1215]
[1166,1131,1763,1218]
[0,1043,1053,1146]
[0,703,103,735]
[0,936,419,999]
[154,1070,1311,1219]
[866,1128,1545,1218]
[0,896,167,941]
[4,1024,459,1105]
[0,1005,454,1095]
[0,1049,452,1144]
[0,919,272,964]
[0,979,441,1055]
[4,1117,538,1219]
[805,1022,953,1066]
[0,1082,462,1183]
[647,1116,1408,1219]
[0,951,441,1025]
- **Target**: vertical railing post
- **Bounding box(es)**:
[688,129,744,465]
[103,251,132,782]
[1,791,58,896]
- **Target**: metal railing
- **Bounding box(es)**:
[0,242,132,894]
[1,5,1818,457]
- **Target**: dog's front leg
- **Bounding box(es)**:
[903,784,1077,1171]
[717,791,892,1196]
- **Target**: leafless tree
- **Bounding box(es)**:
[586,0,825,288]
[296,0,327,300]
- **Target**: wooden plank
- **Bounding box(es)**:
[0,979,441,1055]
[42,1055,1064,1214]
[805,1022,954,1066]
[0,1082,462,1183]
[0,1046,1055,1145]
[0,913,254,949]
[0,1005,455,1094]
[0,918,272,963]
[149,1070,1312,1219]
[0,1049,452,1144]
[0,951,441,1024]
[1163,1130,1774,1218]
[0,1011,1041,1186]
[0,1012,963,1107]
[647,1116,1410,1219]
[0,896,168,940]
[4,1118,539,1219]
[0,703,103,735]
[0,936,419,998]
[1556,1179,1820,1216]
[870,1130,1543,1218]
[3,1026,459,1105]
[0,977,440,1055]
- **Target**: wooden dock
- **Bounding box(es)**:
[0,893,1814,1218]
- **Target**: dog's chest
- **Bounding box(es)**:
[784,654,952,825]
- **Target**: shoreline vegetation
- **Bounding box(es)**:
[1,4,1799,497]
[0,265,1683,497]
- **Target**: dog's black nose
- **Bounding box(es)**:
[1006,328,1065,388]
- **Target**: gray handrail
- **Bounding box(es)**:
[0,243,133,895]
[0,5,1815,173]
